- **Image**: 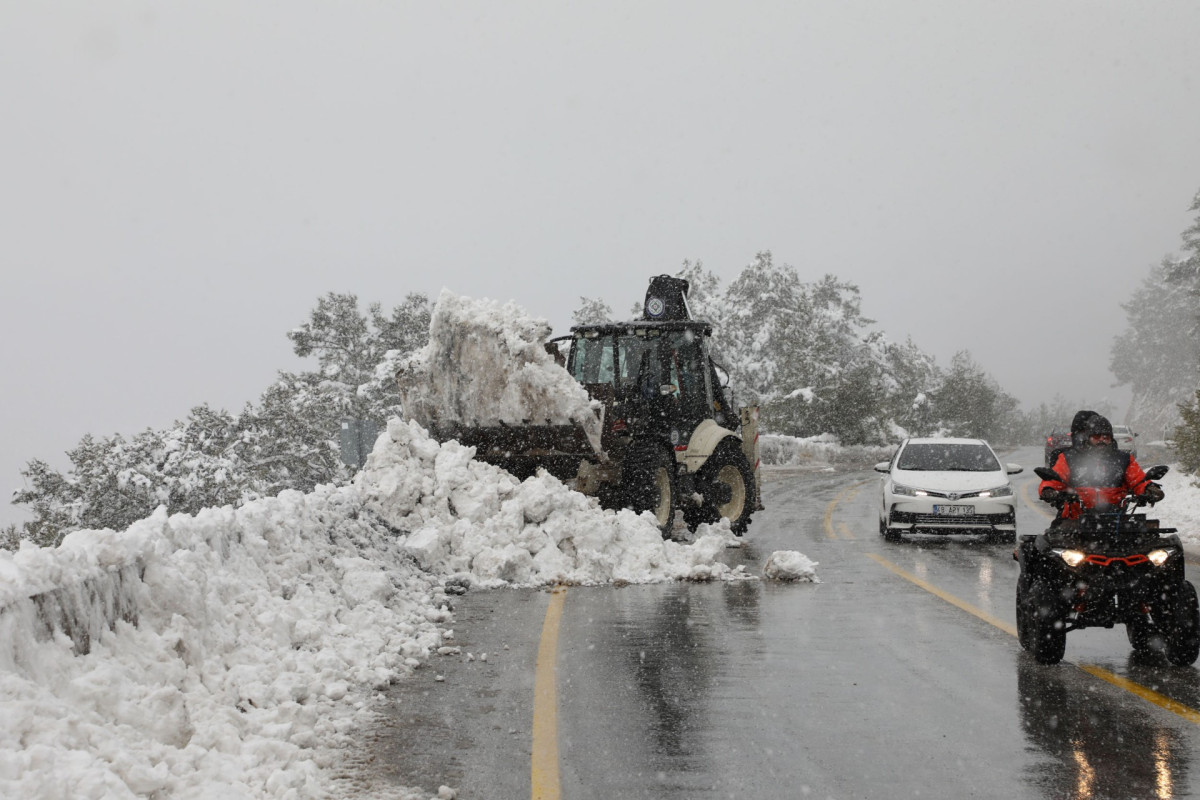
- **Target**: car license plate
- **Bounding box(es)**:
[933,504,974,516]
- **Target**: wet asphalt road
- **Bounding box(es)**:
[362,447,1200,799]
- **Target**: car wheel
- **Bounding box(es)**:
[881,517,901,542]
[1030,579,1067,664]
[1164,581,1200,666]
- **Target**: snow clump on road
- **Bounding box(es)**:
[763,550,821,582]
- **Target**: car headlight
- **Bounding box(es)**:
[1148,548,1174,567]
[891,483,927,497]
[977,485,1013,498]
[1054,549,1086,567]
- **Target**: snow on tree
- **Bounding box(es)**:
[11,292,433,548]
[571,296,615,326]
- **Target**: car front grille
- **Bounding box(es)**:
[893,510,1015,528]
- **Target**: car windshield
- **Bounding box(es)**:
[897,442,1000,472]
[1113,426,1131,435]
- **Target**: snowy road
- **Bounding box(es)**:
[358,447,1200,798]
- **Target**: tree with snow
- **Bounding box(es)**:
[10,292,432,548]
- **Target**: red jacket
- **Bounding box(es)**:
[1040,449,1151,519]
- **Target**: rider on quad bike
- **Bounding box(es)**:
[1016,413,1198,666]
[1038,413,1163,517]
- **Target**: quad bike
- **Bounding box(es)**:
[1015,465,1200,666]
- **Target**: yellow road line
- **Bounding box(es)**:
[1078,665,1200,724]
[865,551,1200,726]
[823,480,870,539]
[532,586,566,800]
[865,552,1017,636]
[1020,479,1053,519]
[837,522,855,541]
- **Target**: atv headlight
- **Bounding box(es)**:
[1054,549,1086,567]
[891,483,926,497]
[978,485,1013,498]
[1148,548,1174,567]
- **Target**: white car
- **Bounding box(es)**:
[1112,424,1138,459]
[875,437,1023,542]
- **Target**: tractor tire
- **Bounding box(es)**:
[692,442,755,535]
[622,445,678,537]
[1030,579,1067,665]
[1164,581,1200,667]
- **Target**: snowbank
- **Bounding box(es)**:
[1154,468,1200,549]
[0,417,747,799]
[760,433,893,469]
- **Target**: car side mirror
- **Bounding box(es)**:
[874,462,890,473]
[1006,464,1023,475]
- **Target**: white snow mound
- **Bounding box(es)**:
[763,550,820,582]
[357,418,748,587]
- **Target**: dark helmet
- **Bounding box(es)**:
[1082,414,1114,446]
[1070,410,1099,447]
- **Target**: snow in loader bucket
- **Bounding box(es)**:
[396,290,604,477]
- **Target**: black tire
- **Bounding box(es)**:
[1126,615,1161,656]
[880,514,901,542]
[693,441,755,535]
[1164,581,1200,666]
[1016,575,1034,651]
[622,445,678,537]
[1030,580,1067,665]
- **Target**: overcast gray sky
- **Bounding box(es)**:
[3,1,1199,527]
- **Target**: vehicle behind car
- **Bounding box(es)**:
[1112,424,1138,458]
[1043,428,1071,466]
[875,437,1023,543]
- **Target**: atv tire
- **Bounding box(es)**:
[622,445,678,537]
[1015,575,1034,651]
[1164,580,1200,666]
[1030,579,1067,665]
[1126,615,1162,656]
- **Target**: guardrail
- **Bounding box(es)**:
[2,561,144,656]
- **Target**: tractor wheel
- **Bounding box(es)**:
[1164,581,1200,666]
[622,445,678,537]
[1030,580,1067,665]
[695,442,755,535]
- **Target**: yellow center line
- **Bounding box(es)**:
[1078,665,1200,724]
[1020,478,1053,519]
[837,522,855,541]
[823,479,871,539]
[532,586,566,800]
[865,551,1200,726]
[865,552,1017,636]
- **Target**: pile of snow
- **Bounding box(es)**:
[0,416,746,799]
[1154,468,1200,549]
[760,433,893,469]
[763,550,820,582]
[395,290,601,452]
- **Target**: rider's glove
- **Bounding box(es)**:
[1039,488,1064,504]
[1142,483,1165,504]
